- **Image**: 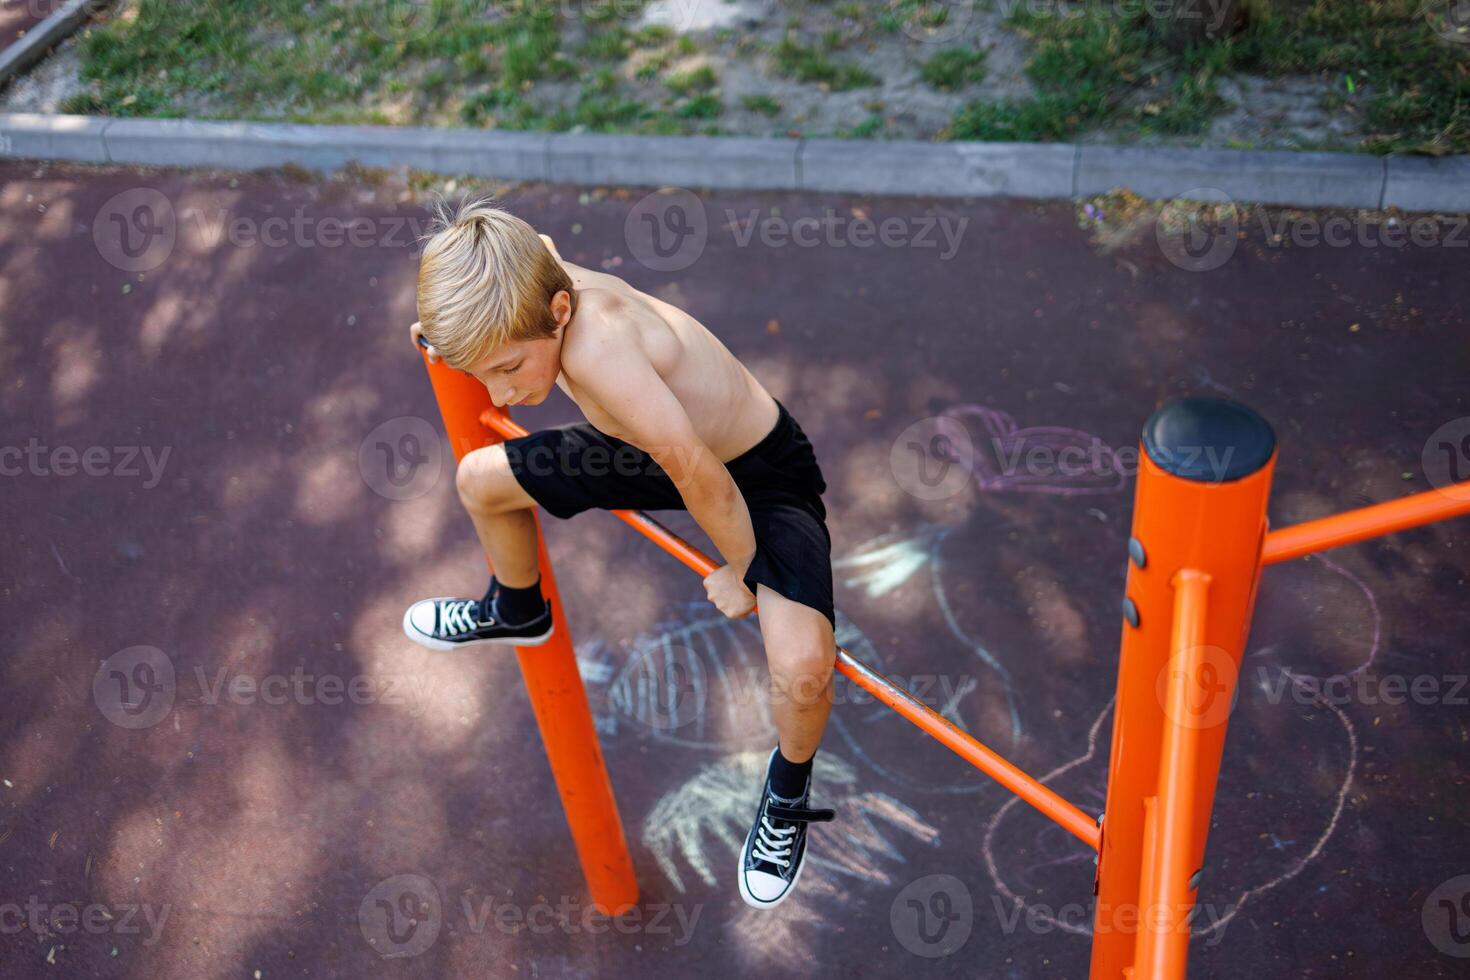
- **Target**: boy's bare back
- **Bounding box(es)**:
[546,238,780,465]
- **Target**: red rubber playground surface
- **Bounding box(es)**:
[1,160,1468,978]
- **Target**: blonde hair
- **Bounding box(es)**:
[415,196,576,371]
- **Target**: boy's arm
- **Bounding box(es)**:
[568,317,758,578]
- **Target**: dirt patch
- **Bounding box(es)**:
[1084,73,1362,151]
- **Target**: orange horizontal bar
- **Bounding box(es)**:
[479,409,1101,851]
[1263,482,1470,565]
[482,409,530,440]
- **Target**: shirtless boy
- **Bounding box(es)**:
[401,198,837,909]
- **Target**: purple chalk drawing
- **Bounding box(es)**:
[942,404,1128,496]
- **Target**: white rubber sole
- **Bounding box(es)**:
[737,816,810,910]
[401,599,555,652]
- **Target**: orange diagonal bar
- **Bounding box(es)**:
[1262,483,1470,565]
[481,407,1102,851]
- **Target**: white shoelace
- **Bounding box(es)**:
[440,600,489,636]
[752,814,797,867]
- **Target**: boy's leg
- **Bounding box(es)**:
[755,583,837,763]
[454,443,541,587]
[737,583,838,910]
[402,443,554,650]
[406,418,689,653]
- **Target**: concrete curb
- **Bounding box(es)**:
[2,112,1468,213]
[0,0,102,90]
[1075,145,1388,210]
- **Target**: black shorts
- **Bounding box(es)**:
[503,398,835,628]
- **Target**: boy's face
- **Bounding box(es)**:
[468,290,572,408]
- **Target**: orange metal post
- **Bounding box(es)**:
[1133,569,1211,977]
[1262,482,1470,565]
[421,354,639,915]
[1092,399,1276,980]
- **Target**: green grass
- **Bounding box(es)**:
[772,34,879,90]
[894,1,953,31]
[575,28,631,63]
[741,93,783,115]
[1137,45,1231,136]
[841,114,888,138]
[951,6,1148,141]
[72,0,578,121]
[59,0,1470,153]
[633,25,673,47]
[499,12,570,87]
[675,92,723,119]
[951,1,1470,153]
[1230,0,1470,154]
[665,65,717,95]
[665,66,720,120]
[919,47,988,91]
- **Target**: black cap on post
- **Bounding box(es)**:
[1142,398,1276,484]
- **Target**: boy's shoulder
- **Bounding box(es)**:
[562,287,650,370]
[572,285,629,318]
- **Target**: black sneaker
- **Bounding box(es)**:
[737,748,834,909]
[401,585,553,651]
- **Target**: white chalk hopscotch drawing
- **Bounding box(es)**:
[563,404,1130,906]
[982,552,1371,941]
[834,521,1024,779]
[643,751,940,895]
[826,403,1130,785]
[573,403,1371,942]
[579,603,886,748]
[643,750,943,959]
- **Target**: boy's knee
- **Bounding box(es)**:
[455,445,517,513]
[768,647,835,704]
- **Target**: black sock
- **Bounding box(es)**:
[484,576,544,624]
[769,746,814,801]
